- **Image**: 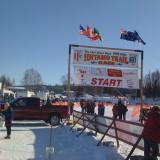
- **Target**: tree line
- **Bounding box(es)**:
[1,68,160,98]
[143,69,160,97]
[0,68,42,91]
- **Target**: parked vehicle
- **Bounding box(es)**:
[10,97,69,125]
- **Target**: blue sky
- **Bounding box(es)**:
[0,0,160,85]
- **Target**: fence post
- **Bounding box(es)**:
[97,118,115,146]
[125,135,142,160]
[113,118,119,147]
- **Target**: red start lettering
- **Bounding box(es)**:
[91,78,122,87]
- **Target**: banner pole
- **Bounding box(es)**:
[140,51,144,111]
[67,45,71,116]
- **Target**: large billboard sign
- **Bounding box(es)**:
[71,46,140,68]
[74,65,139,89]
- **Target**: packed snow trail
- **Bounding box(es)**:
[0,121,125,160]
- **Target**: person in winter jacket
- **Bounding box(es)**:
[112,103,119,118]
[80,99,86,113]
[141,106,160,160]
[139,108,149,124]
[117,99,128,120]
[121,103,128,120]
[98,102,105,116]
[0,102,13,139]
[86,100,95,114]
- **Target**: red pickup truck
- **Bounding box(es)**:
[10,97,69,125]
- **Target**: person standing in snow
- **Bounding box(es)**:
[112,103,119,118]
[121,103,128,120]
[0,102,13,139]
[69,101,74,115]
[98,101,105,116]
[80,99,86,113]
[141,106,160,160]
[117,99,128,120]
[117,99,123,120]
[86,100,95,114]
[139,108,148,124]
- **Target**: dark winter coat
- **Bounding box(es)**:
[80,99,86,112]
[86,101,95,114]
[112,104,119,117]
[141,110,160,143]
[122,105,128,115]
[98,104,105,116]
[2,107,13,126]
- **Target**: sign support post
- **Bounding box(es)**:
[67,45,71,117]
[140,51,144,111]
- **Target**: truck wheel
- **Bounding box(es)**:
[50,114,60,126]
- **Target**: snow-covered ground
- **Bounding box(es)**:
[0,119,145,160]
[0,104,159,160]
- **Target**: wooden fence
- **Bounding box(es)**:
[72,110,160,160]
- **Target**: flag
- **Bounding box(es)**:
[85,25,93,37]
[92,28,102,41]
[79,25,102,41]
[120,28,146,45]
[80,25,86,35]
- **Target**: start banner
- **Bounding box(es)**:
[74,66,139,89]
[71,46,140,68]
